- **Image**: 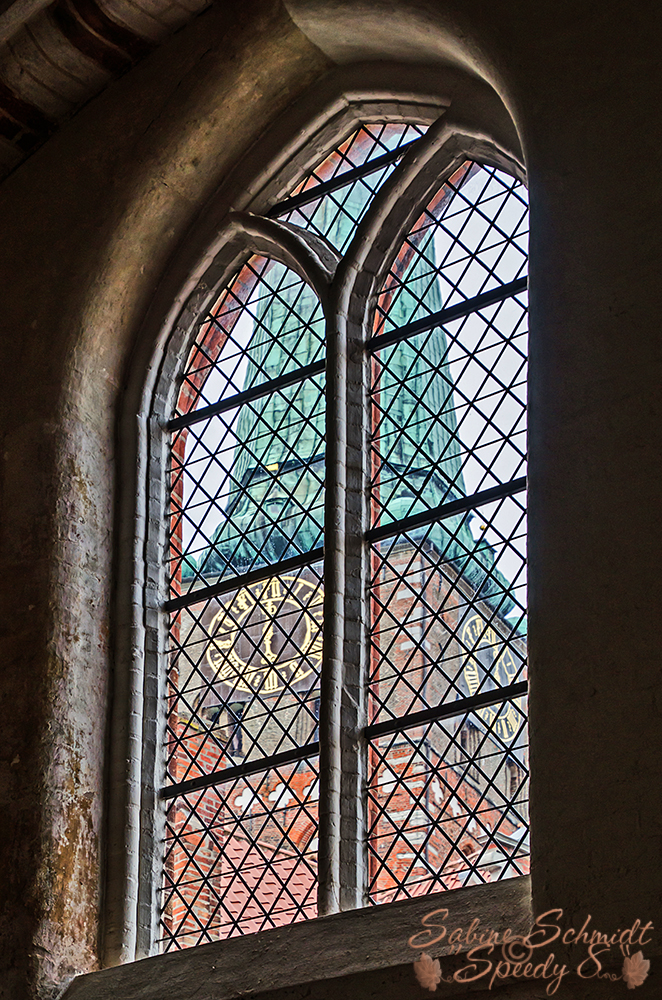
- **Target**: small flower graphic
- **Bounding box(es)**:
[622,951,650,989]
[413,952,441,992]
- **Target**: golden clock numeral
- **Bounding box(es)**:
[463,660,481,695]
[497,648,518,683]
[263,669,279,693]
[478,705,496,730]
[233,591,254,616]
[211,638,233,653]
[495,703,518,738]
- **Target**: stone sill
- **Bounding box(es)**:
[62,877,532,1000]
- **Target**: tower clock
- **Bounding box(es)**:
[460,612,524,741]
[203,574,323,701]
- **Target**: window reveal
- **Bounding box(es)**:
[159,121,529,950]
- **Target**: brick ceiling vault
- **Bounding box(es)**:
[0,0,210,178]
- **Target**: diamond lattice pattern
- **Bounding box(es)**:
[277,123,428,252]
[165,250,326,947]
[368,162,529,902]
[163,142,530,947]
[369,498,527,728]
[169,257,325,592]
[167,563,323,786]
[162,758,319,949]
[367,710,529,903]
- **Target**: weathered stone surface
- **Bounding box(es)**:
[63,879,532,1000]
[0,0,660,998]
[0,3,329,995]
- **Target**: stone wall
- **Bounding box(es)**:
[0,0,660,996]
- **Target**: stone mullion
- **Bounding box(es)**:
[317,299,344,914]
[339,285,370,910]
[319,268,369,914]
[318,264,369,913]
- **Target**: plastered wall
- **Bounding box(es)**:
[0,0,660,997]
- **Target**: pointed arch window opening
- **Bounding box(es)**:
[164,248,327,949]
[160,121,529,949]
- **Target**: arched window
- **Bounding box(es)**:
[159,118,529,951]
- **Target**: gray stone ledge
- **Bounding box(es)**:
[62,878,531,1000]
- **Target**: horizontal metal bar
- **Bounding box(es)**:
[367,477,527,544]
[165,545,325,612]
[226,450,325,495]
[161,741,320,800]
[169,359,326,432]
[367,276,528,353]
[365,680,528,740]
[268,137,422,217]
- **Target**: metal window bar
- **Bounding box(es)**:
[268,136,422,217]
[166,547,325,612]
[365,681,528,739]
[162,742,321,800]
[367,275,528,353]
[367,476,526,544]
[169,360,326,432]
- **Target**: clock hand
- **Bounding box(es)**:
[262,620,278,664]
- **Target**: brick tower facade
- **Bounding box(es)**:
[164,542,528,946]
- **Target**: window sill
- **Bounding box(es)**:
[63,877,531,1000]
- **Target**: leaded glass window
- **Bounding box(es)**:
[159,118,529,950]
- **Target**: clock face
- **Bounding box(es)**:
[204,575,323,699]
[460,613,523,741]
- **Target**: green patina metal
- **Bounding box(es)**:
[190,175,512,616]
[200,268,326,571]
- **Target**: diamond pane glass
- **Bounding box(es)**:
[169,256,325,593]
[164,248,326,948]
[368,160,528,902]
[176,255,325,416]
[371,165,528,530]
[367,707,529,903]
[277,123,428,252]
[161,128,530,946]
[162,758,319,949]
[374,162,528,337]
[163,562,323,948]
[167,562,323,784]
[371,290,527,527]
[369,495,526,728]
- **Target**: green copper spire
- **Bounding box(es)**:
[194,177,512,616]
[202,268,325,574]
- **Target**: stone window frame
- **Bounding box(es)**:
[102,72,531,982]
